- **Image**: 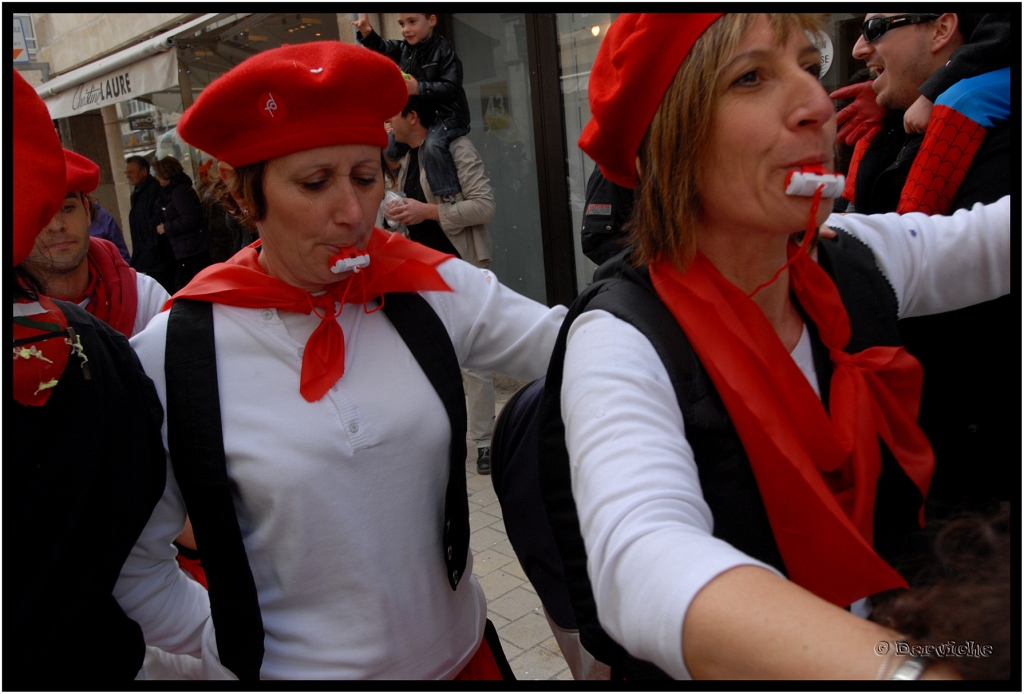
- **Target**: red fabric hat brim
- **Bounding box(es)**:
[579,14,722,189]
[178,41,409,168]
[14,70,66,267]
[64,149,101,194]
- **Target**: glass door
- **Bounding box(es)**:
[557,12,618,290]
[452,12,547,304]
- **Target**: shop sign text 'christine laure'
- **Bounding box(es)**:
[43,50,178,120]
[73,72,133,112]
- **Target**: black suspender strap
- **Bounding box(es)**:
[165,299,264,681]
[382,292,470,590]
[164,293,469,684]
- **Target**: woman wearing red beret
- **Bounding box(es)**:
[126,41,566,679]
[561,14,1009,680]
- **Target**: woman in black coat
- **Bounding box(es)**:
[152,156,211,292]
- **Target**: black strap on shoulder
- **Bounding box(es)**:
[382,292,469,590]
[165,293,468,683]
[165,299,264,681]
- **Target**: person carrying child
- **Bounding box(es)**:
[354,13,472,203]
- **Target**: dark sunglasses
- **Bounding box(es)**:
[860,13,941,43]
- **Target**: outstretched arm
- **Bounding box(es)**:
[825,196,1011,318]
[683,565,957,679]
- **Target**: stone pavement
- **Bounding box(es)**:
[464,376,574,681]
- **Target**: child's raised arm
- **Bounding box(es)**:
[351,13,373,38]
[353,14,403,64]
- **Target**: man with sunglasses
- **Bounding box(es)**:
[844,12,1015,525]
[848,13,1010,213]
[856,13,944,111]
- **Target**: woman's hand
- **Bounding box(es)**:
[156,223,166,235]
[351,13,373,37]
[903,95,934,134]
[387,198,438,226]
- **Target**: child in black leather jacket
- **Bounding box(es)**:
[355,13,472,201]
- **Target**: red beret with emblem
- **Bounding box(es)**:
[578,14,722,189]
[178,41,408,168]
[64,149,101,194]
[13,69,66,267]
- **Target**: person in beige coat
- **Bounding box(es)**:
[386,96,497,474]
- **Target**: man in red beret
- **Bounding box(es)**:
[21,149,169,338]
[12,68,212,685]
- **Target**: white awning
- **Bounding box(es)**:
[43,49,178,119]
[37,13,224,118]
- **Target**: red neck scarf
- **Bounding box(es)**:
[14,295,71,407]
[75,238,138,337]
[169,228,453,402]
[648,245,934,607]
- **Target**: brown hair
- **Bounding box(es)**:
[870,509,1010,680]
[151,155,184,181]
[629,14,824,271]
[207,162,266,231]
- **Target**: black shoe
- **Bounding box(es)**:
[476,446,491,475]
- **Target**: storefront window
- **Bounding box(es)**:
[556,12,618,290]
[119,90,187,168]
[118,13,342,179]
[452,12,547,304]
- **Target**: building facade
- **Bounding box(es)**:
[19,12,866,306]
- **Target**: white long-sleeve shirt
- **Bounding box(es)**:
[126,257,566,679]
[561,198,1011,679]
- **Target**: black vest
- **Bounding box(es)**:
[11,301,167,684]
[539,231,926,678]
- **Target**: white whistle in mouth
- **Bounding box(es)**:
[785,167,845,198]
[329,248,371,274]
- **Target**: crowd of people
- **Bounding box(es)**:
[11,11,1012,683]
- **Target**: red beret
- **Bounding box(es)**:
[13,69,66,267]
[178,41,408,168]
[578,14,722,189]
[64,149,100,194]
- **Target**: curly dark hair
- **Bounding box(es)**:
[870,508,1010,680]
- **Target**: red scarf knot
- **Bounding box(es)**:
[649,240,934,608]
[169,228,454,402]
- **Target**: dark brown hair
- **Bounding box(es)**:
[870,509,1011,680]
[401,95,436,128]
[207,161,266,231]
[151,155,184,181]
